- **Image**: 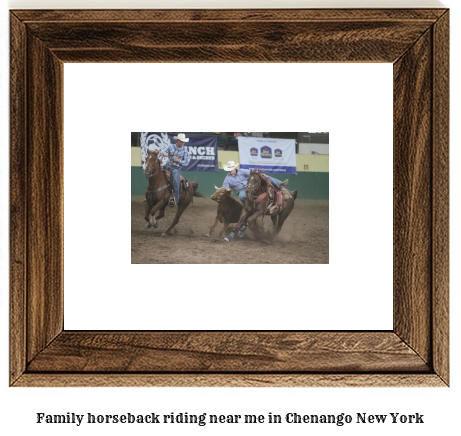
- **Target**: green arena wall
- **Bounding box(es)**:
[131,149,329,200]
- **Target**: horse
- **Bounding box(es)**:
[143,149,204,236]
[224,169,297,244]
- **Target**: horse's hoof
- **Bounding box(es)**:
[223,237,230,242]
[145,223,152,228]
[204,234,210,238]
[153,222,159,228]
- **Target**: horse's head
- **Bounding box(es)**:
[246,169,263,198]
[144,149,160,178]
[211,185,232,203]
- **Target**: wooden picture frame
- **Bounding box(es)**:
[10,9,449,387]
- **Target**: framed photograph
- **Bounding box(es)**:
[10,9,449,386]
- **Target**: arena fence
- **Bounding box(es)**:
[132,167,328,200]
[131,149,329,200]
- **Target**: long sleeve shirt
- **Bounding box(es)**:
[222,168,251,194]
[163,144,191,169]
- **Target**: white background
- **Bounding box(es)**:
[63,62,392,331]
[1,1,458,436]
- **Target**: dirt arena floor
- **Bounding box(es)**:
[131,196,329,264]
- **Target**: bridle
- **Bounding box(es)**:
[144,152,170,200]
[246,174,262,200]
[144,154,159,178]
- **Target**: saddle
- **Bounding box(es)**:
[162,168,190,195]
[260,175,291,214]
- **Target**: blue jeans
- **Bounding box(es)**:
[169,166,181,203]
[238,177,281,205]
[269,177,281,188]
[238,190,247,204]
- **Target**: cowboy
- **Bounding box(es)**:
[162,133,191,206]
[222,160,288,205]
[222,161,288,241]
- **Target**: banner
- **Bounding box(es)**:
[140,132,218,172]
[238,137,297,174]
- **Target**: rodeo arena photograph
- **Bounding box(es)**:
[131,132,329,264]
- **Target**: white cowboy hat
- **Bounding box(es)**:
[173,133,189,142]
[223,161,240,171]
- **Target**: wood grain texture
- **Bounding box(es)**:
[13,374,446,388]
[26,20,433,63]
[393,29,433,364]
[12,9,447,23]
[9,9,449,387]
[26,34,64,362]
[10,13,28,384]
[432,11,449,385]
[27,332,429,373]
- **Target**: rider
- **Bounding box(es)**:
[222,161,288,205]
[162,133,191,206]
[222,161,288,239]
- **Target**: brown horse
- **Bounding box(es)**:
[224,169,297,243]
[144,149,204,236]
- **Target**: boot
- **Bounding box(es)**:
[279,179,289,187]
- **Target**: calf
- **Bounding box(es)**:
[205,186,244,238]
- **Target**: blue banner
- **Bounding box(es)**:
[140,132,218,172]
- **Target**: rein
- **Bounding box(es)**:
[251,192,268,204]
[246,174,267,203]
[247,174,278,216]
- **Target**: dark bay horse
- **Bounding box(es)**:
[224,169,297,243]
[144,149,204,236]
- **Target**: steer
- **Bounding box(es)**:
[205,186,244,239]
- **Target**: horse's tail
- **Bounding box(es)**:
[291,190,298,200]
[191,181,206,198]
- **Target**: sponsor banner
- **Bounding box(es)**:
[140,132,218,172]
[238,136,297,174]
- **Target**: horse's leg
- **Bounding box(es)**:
[270,202,293,243]
[205,215,219,238]
[247,209,265,225]
[148,201,164,229]
[155,196,167,221]
[238,209,263,237]
[223,210,250,242]
[236,206,268,238]
[162,196,191,236]
[271,214,287,243]
[271,214,278,229]
[156,206,166,221]
[144,200,153,228]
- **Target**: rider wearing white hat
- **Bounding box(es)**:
[222,160,288,205]
[173,133,190,143]
[163,133,191,206]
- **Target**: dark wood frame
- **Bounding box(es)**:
[10,9,449,387]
